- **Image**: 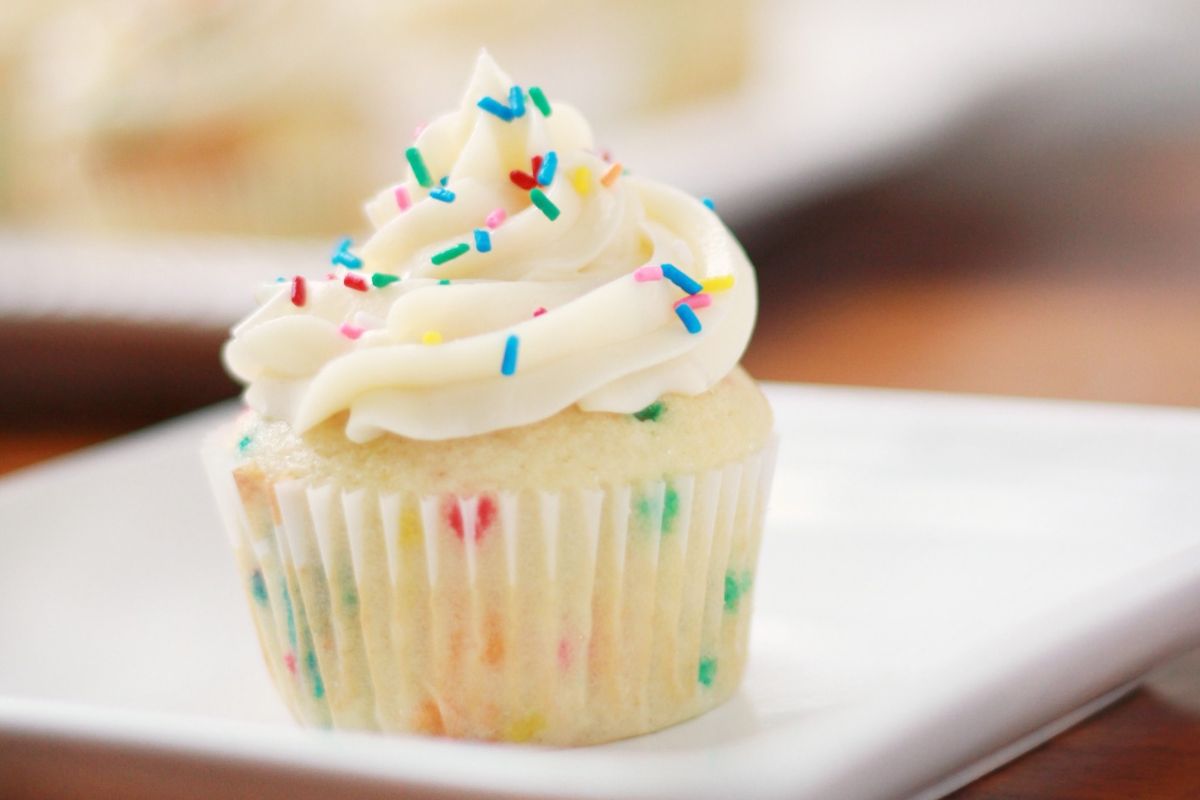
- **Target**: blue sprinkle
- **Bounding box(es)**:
[331,237,362,269]
[274,276,286,283]
[661,263,703,295]
[429,187,456,203]
[508,86,525,117]
[537,150,558,186]
[702,196,716,210]
[440,175,449,186]
[474,228,492,253]
[675,303,702,334]
[281,580,297,648]
[501,334,520,376]
[477,96,514,121]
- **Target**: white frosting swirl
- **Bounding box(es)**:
[224,52,757,442]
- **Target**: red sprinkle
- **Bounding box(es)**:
[343,274,368,292]
[290,276,306,307]
[446,495,498,541]
[284,652,297,674]
[531,155,543,178]
[533,306,547,317]
[509,170,537,190]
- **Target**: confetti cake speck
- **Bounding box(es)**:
[203,51,776,746]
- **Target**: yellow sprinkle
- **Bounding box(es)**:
[700,275,735,293]
[600,162,622,187]
[421,330,442,345]
[504,712,546,743]
[570,166,592,196]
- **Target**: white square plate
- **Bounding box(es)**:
[2,384,1199,799]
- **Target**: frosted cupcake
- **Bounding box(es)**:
[205,52,775,745]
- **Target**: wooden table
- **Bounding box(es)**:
[4,132,1199,798]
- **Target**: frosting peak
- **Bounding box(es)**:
[224,52,757,441]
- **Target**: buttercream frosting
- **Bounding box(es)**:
[224,52,757,441]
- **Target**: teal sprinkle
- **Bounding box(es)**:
[236,435,253,454]
[632,401,664,422]
[438,278,451,285]
[250,570,268,606]
[698,657,718,687]
[343,588,358,608]
[662,484,679,533]
[634,493,658,526]
[305,649,325,699]
[281,580,297,648]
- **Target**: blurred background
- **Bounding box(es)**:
[2,1,1199,794]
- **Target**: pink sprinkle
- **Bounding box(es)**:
[339,323,364,340]
[394,186,411,211]
[634,265,663,282]
[557,637,573,670]
[413,122,427,138]
[674,293,712,310]
[533,306,547,317]
[485,208,507,229]
[284,652,297,675]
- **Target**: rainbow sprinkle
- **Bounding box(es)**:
[509,86,525,117]
[339,323,364,340]
[394,186,411,211]
[528,86,552,117]
[633,265,663,282]
[500,334,520,375]
[600,162,622,187]
[371,272,400,288]
[675,303,702,334]
[477,95,514,121]
[486,208,507,229]
[529,188,560,220]
[633,401,664,422]
[432,243,470,265]
[474,228,492,253]
[290,276,306,307]
[331,237,362,269]
[661,263,703,295]
[698,657,717,687]
[422,330,442,345]
[570,166,592,195]
[537,151,558,185]
[429,187,456,203]
[343,274,368,292]
[509,169,538,191]
[674,293,712,310]
[701,275,735,293]
[405,146,433,187]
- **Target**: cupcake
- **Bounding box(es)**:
[204,52,775,745]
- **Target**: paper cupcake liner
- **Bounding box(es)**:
[203,437,778,745]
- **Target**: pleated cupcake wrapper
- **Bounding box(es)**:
[203,437,778,745]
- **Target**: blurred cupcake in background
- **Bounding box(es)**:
[8,0,754,238]
[13,0,376,237]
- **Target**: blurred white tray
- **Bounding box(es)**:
[2,384,1199,800]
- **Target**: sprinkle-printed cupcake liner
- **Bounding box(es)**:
[203,436,777,745]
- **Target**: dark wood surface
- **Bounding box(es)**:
[3,127,1199,797]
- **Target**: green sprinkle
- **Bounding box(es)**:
[662,484,679,533]
[529,188,560,220]
[438,278,451,285]
[405,146,433,187]
[633,401,664,422]
[305,649,325,699]
[724,571,741,612]
[371,272,400,288]
[432,243,470,265]
[528,86,552,117]
[635,493,657,526]
[281,580,296,648]
[236,434,253,454]
[698,657,717,687]
[250,570,268,606]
